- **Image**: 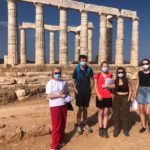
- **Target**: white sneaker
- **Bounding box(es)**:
[76,125,82,134]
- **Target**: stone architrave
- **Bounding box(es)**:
[59,8,68,65]
[80,10,88,56]
[115,15,124,65]
[106,15,113,63]
[35,3,45,64]
[7,0,18,65]
[20,28,27,64]
[130,17,139,66]
[49,31,55,64]
[88,22,94,62]
[98,13,107,64]
[75,32,80,62]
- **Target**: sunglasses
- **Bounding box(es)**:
[54,72,61,75]
[142,63,149,65]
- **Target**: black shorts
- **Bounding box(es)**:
[96,97,112,109]
[75,93,91,107]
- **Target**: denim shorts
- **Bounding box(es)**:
[137,86,150,104]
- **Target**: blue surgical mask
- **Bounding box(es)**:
[101,66,109,73]
[80,61,87,67]
[54,74,61,79]
[118,73,124,78]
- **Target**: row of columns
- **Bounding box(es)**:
[6,0,139,66]
[20,25,92,64]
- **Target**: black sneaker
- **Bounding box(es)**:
[123,130,130,137]
[99,128,104,137]
[113,128,121,137]
[103,128,109,138]
[139,127,146,133]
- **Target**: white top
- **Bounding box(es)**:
[46,79,68,107]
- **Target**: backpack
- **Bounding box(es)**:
[75,64,92,86]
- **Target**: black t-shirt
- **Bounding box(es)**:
[139,71,150,87]
[72,66,93,94]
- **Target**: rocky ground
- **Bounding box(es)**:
[0,94,150,150]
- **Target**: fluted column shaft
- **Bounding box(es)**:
[75,32,80,61]
[7,0,18,65]
[98,14,107,64]
[130,18,139,66]
[80,10,88,55]
[115,16,124,65]
[35,3,45,64]
[20,28,27,64]
[106,16,113,63]
[59,8,68,65]
[49,31,55,64]
[88,25,93,62]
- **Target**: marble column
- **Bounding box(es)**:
[7,0,18,65]
[130,17,139,66]
[115,15,124,65]
[35,3,45,64]
[59,8,68,65]
[106,15,113,63]
[88,22,94,62]
[80,10,88,56]
[20,28,27,64]
[49,31,55,64]
[98,13,107,64]
[75,32,80,62]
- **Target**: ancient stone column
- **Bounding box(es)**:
[20,28,27,64]
[59,8,68,65]
[88,22,94,63]
[106,15,113,64]
[35,3,45,64]
[7,0,18,65]
[115,15,124,65]
[49,31,55,64]
[75,32,80,62]
[80,10,88,56]
[98,13,107,64]
[130,17,139,66]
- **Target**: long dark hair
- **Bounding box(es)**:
[115,67,128,88]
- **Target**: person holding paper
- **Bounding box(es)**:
[94,61,114,138]
[46,67,68,150]
[135,58,150,133]
[113,67,132,137]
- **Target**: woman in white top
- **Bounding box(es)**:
[46,67,68,150]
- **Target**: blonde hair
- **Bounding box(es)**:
[52,67,62,77]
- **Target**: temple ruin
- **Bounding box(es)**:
[4,0,139,66]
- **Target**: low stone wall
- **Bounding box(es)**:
[0,64,138,105]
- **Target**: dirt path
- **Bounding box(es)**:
[0,97,150,150]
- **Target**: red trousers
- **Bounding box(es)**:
[50,105,67,149]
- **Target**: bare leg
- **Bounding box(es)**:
[146,104,150,122]
[139,104,146,128]
[103,108,108,129]
[77,107,83,125]
[98,108,104,128]
[83,107,88,124]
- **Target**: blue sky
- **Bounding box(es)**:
[0,0,150,63]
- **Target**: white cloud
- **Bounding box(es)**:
[0,21,7,27]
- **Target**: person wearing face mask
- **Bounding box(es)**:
[72,55,94,135]
[113,67,132,137]
[46,67,69,150]
[135,58,150,133]
[94,61,114,138]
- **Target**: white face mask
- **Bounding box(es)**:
[118,73,124,78]
[142,64,149,70]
